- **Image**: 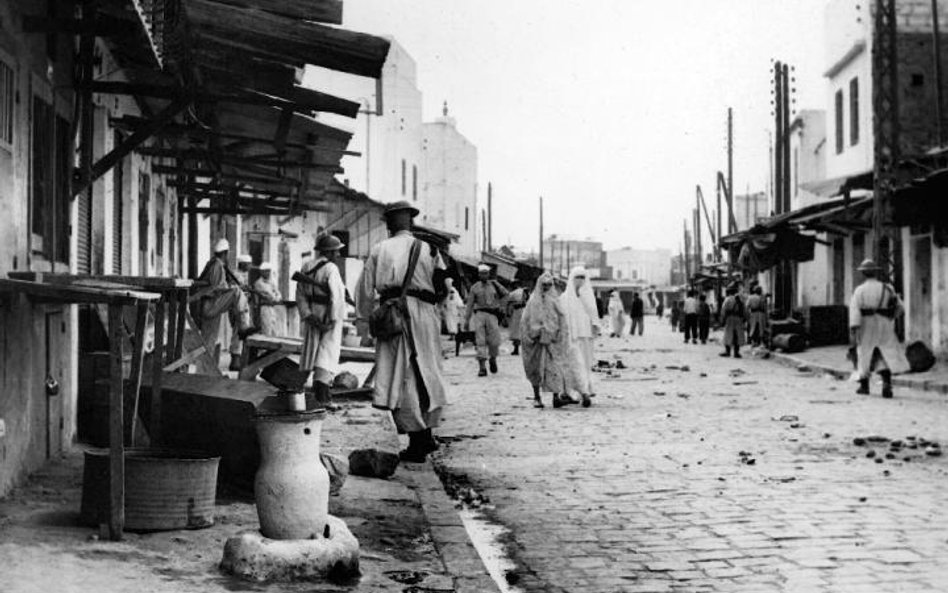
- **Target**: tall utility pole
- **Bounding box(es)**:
[487,182,493,252]
[782,63,792,213]
[934,0,946,147]
[683,220,691,283]
[481,209,487,253]
[727,107,734,227]
[774,60,784,215]
[872,0,901,287]
[538,196,544,269]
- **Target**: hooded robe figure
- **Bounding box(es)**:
[561,266,599,406]
[607,291,625,337]
[441,277,464,335]
[520,272,571,408]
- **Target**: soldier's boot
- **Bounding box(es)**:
[489,357,498,374]
[880,371,894,398]
[511,340,520,356]
[478,359,488,377]
[856,378,870,395]
[313,381,334,409]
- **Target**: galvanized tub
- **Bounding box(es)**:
[80,448,220,531]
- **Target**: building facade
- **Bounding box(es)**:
[606,248,672,285]
[821,0,948,354]
[543,236,605,278]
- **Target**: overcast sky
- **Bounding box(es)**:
[338,0,828,253]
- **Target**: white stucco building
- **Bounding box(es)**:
[420,104,478,258]
[606,247,672,285]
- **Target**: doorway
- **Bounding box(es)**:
[44,311,64,459]
[909,234,933,345]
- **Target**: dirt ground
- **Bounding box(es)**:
[0,401,454,593]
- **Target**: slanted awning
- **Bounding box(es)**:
[799,170,873,198]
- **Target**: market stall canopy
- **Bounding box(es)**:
[27,0,390,217]
[720,197,873,273]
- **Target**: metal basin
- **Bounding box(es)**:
[80,448,220,531]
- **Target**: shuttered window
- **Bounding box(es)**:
[30,96,72,264]
[139,172,150,273]
[0,60,13,147]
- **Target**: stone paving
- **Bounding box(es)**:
[432,317,948,593]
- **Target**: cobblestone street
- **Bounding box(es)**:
[433,317,948,593]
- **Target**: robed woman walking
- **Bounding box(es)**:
[561,266,600,407]
[520,272,571,408]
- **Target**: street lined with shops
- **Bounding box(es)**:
[434,317,948,592]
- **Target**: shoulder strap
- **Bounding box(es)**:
[400,240,422,297]
[306,260,331,278]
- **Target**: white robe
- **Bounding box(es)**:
[849,278,910,378]
[296,257,346,381]
[607,296,625,336]
[561,267,599,396]
[441,288,464,334]
[356,231,448,433]
[254,277,283,337]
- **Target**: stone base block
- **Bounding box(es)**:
[220,515,359,582]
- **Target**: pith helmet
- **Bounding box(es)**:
[315,234,345,252]
[383,200,420,218]
[857,258,880,272]
[213,238,230,253]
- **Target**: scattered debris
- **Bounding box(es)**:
[732,381,758,386]
[653,391,666,396]
[738,451,757,466]
[677,393,691,399]
[777,415,799,422]
[797,364,812,373]
[728,369,747,378]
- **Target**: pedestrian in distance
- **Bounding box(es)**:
[719,283,747,358]
[747,285,768,347]
[562,266,599,408]
[297,234,348,408]
[682,290,699,344]
[440,277,465,340]
[193,239,255,369]
[505,280,528,355]
[849,259,910,398]
[355,201,448,462]
[228,254,254,369]
[254,262,283,337]
[656,300,664,320]
[607,290,625,337]
[520,272,572,409]
[465,265,509,376]
[670,300,681,331]
[697,293,712,344]
[629,292,645,336]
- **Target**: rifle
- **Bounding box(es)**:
[292,269,355,306]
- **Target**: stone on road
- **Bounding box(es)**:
[433,317,948,592]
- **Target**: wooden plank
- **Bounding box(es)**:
[237,348,289,381]
[8,272,192,290]
[0,278,160,305]
[165,296,178,366]
[163,346,209,372]
[135,146,344,171]
[188,0,390,78]
[207,0,343,23]
[125,303,149,445]
[174,291,188,361]
[107,304,125,541]
[75,96,191,196]
[150,300,166,446]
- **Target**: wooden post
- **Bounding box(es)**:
[107,304,125,541]
[165,294,178,365]
[125,302,148,445]
[175,290,188,360]
[150,300,166,446]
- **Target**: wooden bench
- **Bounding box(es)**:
[238,334,374,382]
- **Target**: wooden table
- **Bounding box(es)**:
[0,276,160,541]
[238,334,375,381]
[8,273,201,448]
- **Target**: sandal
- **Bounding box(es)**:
[552,394,566,408]
[533,398,545,409]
